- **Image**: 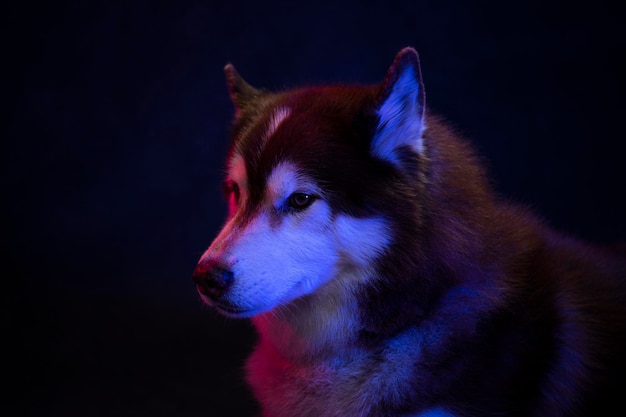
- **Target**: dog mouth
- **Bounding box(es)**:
[213,301,253,318]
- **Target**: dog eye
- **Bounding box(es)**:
[287,192,315,210]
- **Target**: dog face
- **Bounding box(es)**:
[193,49,425,318]
[194,102,392,318]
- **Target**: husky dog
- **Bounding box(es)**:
[192,47,626,416]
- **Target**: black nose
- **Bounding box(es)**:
[192,261,234,299]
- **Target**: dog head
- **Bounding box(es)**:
[192,48,426,318]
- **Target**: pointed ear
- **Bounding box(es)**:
[224,63,264,113]
[372,47,426,164]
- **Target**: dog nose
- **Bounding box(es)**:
[192,261,234,299]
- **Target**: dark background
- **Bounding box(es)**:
[5,1,625,416]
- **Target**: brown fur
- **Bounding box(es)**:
[194,48,626,416]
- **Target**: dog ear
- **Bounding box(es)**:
[224,63,264,113]
[372,47,426,164]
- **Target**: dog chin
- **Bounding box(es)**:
[214,296,295,319]
[201,293,276,318]
[214,303,259,318]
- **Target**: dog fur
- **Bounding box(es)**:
[192,47,626,416]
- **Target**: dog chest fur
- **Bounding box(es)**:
[246,324,428,417]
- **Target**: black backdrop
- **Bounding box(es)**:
[5,1,625,416]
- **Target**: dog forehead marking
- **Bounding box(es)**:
[262,106,291,144]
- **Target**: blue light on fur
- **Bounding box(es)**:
[373,62,425,164]
[414,407,455,417]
